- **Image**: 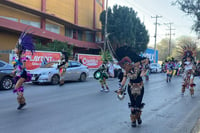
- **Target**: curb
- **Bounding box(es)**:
[191,118,200,133]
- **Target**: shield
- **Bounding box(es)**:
[93,70,102,80]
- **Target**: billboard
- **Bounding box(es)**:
[141,48,158,63]
[10,51,61,70]
[78,54,102,69]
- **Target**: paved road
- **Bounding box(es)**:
[0,73,200,133]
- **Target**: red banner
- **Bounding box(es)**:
[78,54,102,69]
[24,51,61,70]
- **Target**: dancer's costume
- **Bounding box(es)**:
[182,61,196,96]
[94,64,109,92]
[142,63,150,81]
[13,28,35,109]
[173,61,180,76]
[166,62,174,82]
[57,51,68,86]
[114,46,146,127]
[179,45,196,96]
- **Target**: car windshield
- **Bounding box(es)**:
[41,62,59,68]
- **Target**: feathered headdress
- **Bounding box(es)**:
[166,56,174,62]
[114,46,145,68]
[177,43,196,61]
[16,27,35,54]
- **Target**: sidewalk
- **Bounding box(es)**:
[191,118,200,133]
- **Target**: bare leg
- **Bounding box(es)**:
[15,78,26,109]
[190,78,195,96]
[15,78,25,90]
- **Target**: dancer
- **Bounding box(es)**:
[115,46,146,127]
[57,51,68,86]
[181,51,196,96]
[141,58,150,81]
[94,63,109,92]
[166,59,174,82]
[99,63,109,92]
[12,28,35,110]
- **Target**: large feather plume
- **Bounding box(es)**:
[17,27,35,54]
[176,42,196,60]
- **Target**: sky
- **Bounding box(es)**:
[108,0,197,47]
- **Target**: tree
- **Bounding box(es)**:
[35,40,73,57]
[173,0,200,35]
[100,5,149,54]
[100,50,113,63]
[157,38,176,61]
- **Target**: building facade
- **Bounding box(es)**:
[0,0,104,62]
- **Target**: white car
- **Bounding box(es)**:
[150,63,162,73]
[30,61,89,85]
[107,63,121,78]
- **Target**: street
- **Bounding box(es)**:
[1,73,200,133]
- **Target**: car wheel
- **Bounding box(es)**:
[79,73,86,82]
[51,75,60,85]
[0,76,13,90]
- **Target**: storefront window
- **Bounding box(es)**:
[20,19,40,28]
[0,16,18,22]
[85,31,93,42]
[65,28,73,38]
[78,30,83,41]
[45,24,60,34]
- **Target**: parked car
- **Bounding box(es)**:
[150,63,162,73]
[0,60,14,90]
[30,60,89,85]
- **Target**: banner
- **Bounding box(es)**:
[10,51,61,70]
[141,48,159,63]
[78,54,102,69]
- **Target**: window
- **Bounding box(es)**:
[20,19,40,28]
[78,31,83,40]
[70,61,81,67]
[85,31,93,42]
[46,24,60,34]
[65,28,73,38]
[0,62,5,67]
[0,16,18,22]
[95,34,102,42]
[0,50,12,54]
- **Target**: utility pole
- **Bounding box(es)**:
[151,15,162,63]
[104,0,108,51]
[164,22,175,57]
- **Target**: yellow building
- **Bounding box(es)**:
[0,0,104,62]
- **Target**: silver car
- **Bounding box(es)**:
[30,61,89,85]
[0,60,14,90]
[150,63,162,73]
